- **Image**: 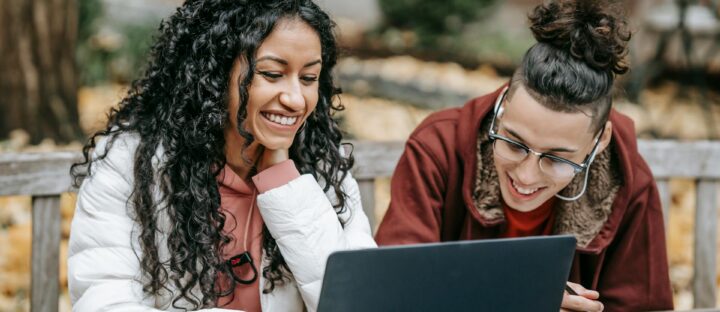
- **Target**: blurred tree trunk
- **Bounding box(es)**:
[0,0,84,144]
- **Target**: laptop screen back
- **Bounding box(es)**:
[318,235,576,312]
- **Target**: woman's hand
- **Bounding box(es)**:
[560,282,604,312]
[257,146,289,172]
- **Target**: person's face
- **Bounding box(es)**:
[493,85,611,212]
[226,18,322,151]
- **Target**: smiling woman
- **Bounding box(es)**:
[67,1,376,311]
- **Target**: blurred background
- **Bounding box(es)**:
[1,0,719,310]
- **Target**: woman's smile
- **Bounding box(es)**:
[261,112,300,127]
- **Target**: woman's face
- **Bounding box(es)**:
[493,85,611,212]
[226,18,322,151]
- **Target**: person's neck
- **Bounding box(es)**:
[224,132,261,181]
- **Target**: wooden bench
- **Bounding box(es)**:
[1,140,719,311]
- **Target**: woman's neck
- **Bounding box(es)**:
[224,130,261,181]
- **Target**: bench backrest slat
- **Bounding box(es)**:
[656,179,672,228]
[357,179,377,233]
[695,180,719,308]
[31,195,61,312]
[0,152,80,196]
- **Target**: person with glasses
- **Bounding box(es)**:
[67,1,376,311]
[376,1,673,311]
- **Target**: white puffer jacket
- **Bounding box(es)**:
[68,133,377,311]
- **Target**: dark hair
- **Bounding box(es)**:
[70,0,351,308]
[508,0,631,132]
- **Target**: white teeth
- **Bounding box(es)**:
[263,113,297,126]
[512,180,539,195]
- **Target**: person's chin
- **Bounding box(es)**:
[256,136,294,150]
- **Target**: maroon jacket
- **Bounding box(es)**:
[375,86,673,311]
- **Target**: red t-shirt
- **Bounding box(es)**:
[500,198,556,238]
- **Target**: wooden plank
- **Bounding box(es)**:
[349,140,720,179]
[1,140,719,195]
[656,179,671,229]
[358,179,377,232]
[693,180,719,308]
[31,195,61,312]
[0,151,81,196]
[638,140,720,179]
[348,140,405,179]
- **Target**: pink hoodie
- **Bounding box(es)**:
[216,160,299,311]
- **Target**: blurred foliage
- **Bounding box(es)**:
[78,0,102,43]
[367,0,535,69]
[76,0,158,86]
[461,24,535,68]
[377,0,497,48]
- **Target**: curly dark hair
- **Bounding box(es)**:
[70,0,352,308]
[509,0,631,132]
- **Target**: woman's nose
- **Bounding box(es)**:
[279,82,304,111]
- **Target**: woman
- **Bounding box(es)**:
[68,1,376,311]
[375,1,673,311]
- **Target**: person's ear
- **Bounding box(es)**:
[596,121,613,154]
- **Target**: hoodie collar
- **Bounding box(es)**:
[217,164,255,196]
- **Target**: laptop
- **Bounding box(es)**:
[317,235,576,312]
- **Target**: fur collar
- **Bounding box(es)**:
[471,115,623,248]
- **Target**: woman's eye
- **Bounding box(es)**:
[258,71,282,79]
[301,75,318,83]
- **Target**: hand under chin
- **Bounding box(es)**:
[257,144,290,171]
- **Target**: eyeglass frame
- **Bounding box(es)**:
[487,87,605,178]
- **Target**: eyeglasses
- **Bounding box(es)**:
[226,251,258,285]
[488,87,604,179]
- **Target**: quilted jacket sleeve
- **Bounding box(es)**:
[255,164,377,312]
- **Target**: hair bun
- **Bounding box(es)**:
[528,0,631,75]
